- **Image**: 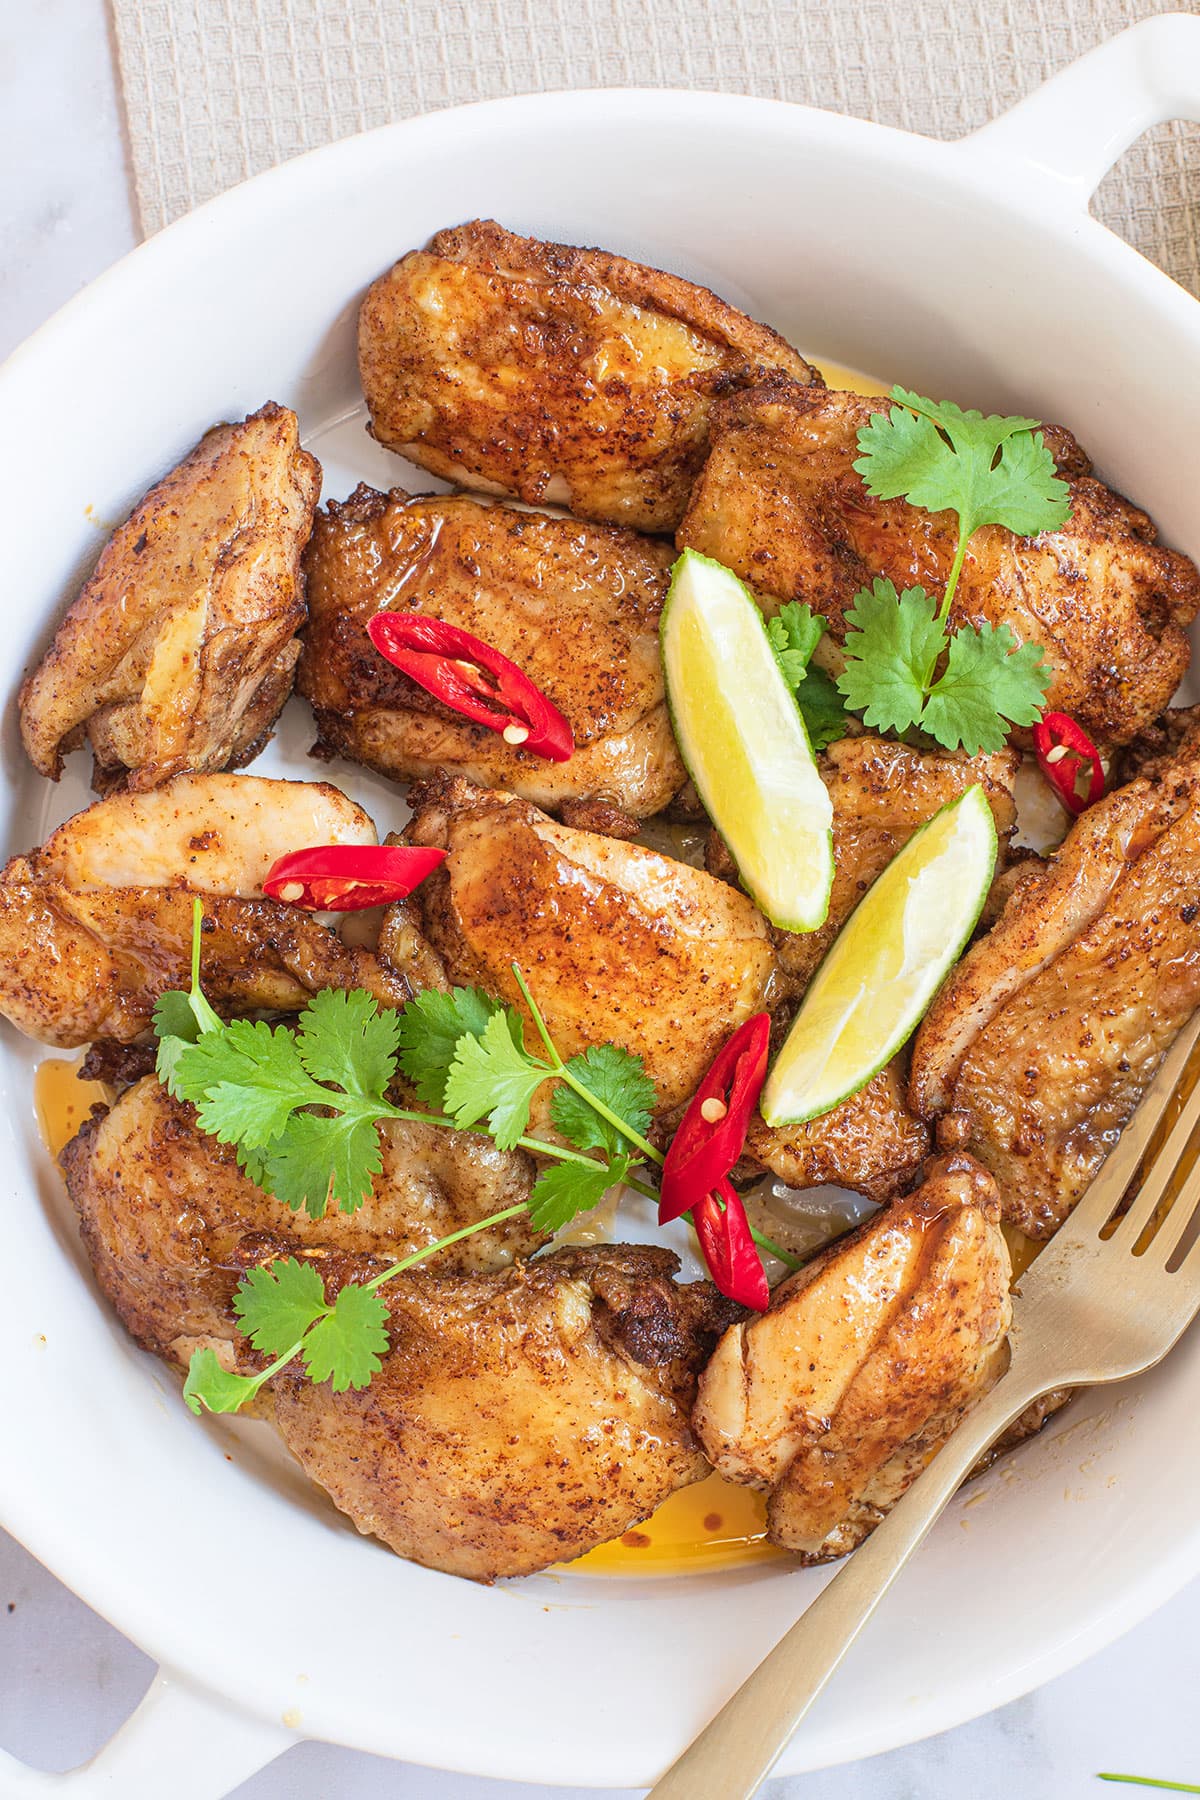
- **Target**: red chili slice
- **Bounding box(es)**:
[659,1013,772,1224]
[366,612,574,763]
[1034,711,1104,816]
[262,844,446,911]
[691,1180,770,1311]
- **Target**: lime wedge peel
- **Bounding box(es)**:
[661,550,834,933]
[760,784,997,1126]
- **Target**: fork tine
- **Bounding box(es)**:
[1109,1036,1200,1247]
[1149,1168,1200,1267]
[1064,1012,1200,1237]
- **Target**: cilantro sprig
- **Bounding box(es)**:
[765,602,847,751]
[835,388,1069,752]
[160,905,799,1418]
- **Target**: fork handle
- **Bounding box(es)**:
[646,1371,1046,1800]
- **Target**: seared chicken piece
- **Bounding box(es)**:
[678,382,1200,745]
[271,1244,737,1580]
[299,484,683,815]
[744,1060,930,1204]
[910,710,1200,1237]
[403,777,779,1110]
[694,1153,1011,1558]
[358,219,816,532]
[62,1074,540,1368]
[20,404,320,791]
[0,775,409,1046]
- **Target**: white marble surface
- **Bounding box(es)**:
[2,3,1200,1796]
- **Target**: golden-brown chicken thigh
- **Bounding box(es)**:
[403,776,779,1110]
[20,404,320,791]
[678,382,1200,745]
[0,775,409,1046]
[358,220,816,532]
[910,710,1200,1237]
[298,484,684,815]
[694,1153,1011,1559]
[271,1244,737,1579]
[62,1075,541,1368]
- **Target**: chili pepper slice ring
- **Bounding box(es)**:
[263,843,446,911]
[366,612,574,763]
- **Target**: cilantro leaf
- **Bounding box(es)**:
[794,664,849,753]
[233,1257,329,1357]
[854,388,1071,540]
[243,1109,384,1218]
[550,1045,655,1156]
[442,1009,549,1149]
[836,579,945,735]
[528,1154,629,1234]
[922,621,1052,754]
[295,987,400,1101]
[182,1349,266,1417]
[394,985,507,1110]
[153,988,204,1047]
[766,602,825,686]
[302,1283,389,1391]
[168,1018,317,1142]
[766,602,848,750]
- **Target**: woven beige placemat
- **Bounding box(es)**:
[111,0,1200,289]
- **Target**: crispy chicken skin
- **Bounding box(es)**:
[0,775,409,1047]
[910,710,1200,1237]
[678,382,1200,745]
[358,219,816,533]
[20,404,320,791]
[61,1075,541,1367]
[298,484,683,815]
[271,1244,738,1580]
[694,1153,1012,1559]
[403,776,779,1110]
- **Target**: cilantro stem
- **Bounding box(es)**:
[936,528,970,628]
[1099,1780,1200,1793]
[509,961,664,1168]
[363,1202,530,1296]
[190,895,204,992]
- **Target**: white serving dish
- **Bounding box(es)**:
[3,17,1200,1795]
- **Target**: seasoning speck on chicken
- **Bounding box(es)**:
[358,219,818,532]
[20,403,320,792]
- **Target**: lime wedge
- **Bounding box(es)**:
[661,550,833,931]
[760,784,997,1125]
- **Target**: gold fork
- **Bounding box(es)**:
[648,1011,1200,1800]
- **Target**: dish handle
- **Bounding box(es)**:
[0,1668,293,1798]
[961,13,1200,207]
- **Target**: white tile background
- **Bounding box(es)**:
[2,3,1200,1795]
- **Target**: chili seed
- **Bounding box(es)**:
[1044,744,1070,765]
[278,882,305,902]
[503,723,530,745]
[700,1097,728,1124]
